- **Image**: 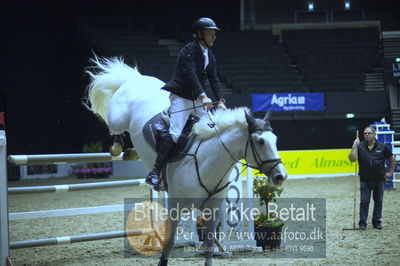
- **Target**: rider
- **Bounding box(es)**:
[145,17,227,190]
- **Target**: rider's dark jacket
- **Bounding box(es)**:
[357,140,393,183]
[161,41,224,102]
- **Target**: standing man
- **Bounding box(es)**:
[145,17,227,191]
[348,126,396,230]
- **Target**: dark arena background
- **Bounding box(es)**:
[1,0,400,265]
[2,0,399,155]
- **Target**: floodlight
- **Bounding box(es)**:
[345,0,351,10]
[308,1,314,11]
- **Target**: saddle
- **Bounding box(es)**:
[142,112,199,162]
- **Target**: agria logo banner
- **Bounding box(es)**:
[252,93,324,111]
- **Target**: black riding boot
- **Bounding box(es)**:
[145,134,175,191]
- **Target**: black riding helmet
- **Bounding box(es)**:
[192,17,220,40]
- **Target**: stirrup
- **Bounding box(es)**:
[154,182,166,192]
[145,175,166,192]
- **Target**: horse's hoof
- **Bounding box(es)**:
[122,148,139,161]
[109,143,123,157]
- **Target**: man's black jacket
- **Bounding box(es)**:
[161,41,224,101]
[357,141,393,182]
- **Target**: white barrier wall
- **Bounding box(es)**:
[112,161,147,178]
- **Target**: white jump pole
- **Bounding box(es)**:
[3,146,169,253]
[9,203,137,221]
[8,179,145,194]
[0,130,9,266]
[7,152,135,166]
[10,229,154,249]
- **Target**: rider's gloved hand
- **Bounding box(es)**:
[217,99,227,110]
[199,95,213,110]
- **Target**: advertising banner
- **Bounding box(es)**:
[252,93,324,111]
[245,149,355,178]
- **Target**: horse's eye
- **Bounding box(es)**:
[257,138,265,145]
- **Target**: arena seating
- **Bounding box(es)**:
[84,26,382,94]
[212,31,307,93]
[282,28,382,91]
[85,29,176,82]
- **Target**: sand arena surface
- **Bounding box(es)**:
[7,175,400,265]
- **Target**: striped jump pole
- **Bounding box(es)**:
[10,229,154,249]
[7,151,138,166]
[8,178,145,194]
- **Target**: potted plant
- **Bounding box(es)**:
[253,175,284,250]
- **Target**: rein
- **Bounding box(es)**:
[168,101,219,115]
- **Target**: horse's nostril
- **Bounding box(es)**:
[275,175,284,182]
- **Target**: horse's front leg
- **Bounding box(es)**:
[158,216,179,266]
[202,213,220,266]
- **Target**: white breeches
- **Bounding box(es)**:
[168,93,212,143]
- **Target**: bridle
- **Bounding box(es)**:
[208,111,283,182]
[193,112,284,207]
[243,131,282,179]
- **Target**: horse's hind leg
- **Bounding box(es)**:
[158,217,179,266]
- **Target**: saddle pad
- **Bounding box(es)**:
[142,112,197,162]
[142,112,166,151]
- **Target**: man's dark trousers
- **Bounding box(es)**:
[359,180,385,228]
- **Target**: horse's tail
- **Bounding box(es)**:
[84,56,140,124]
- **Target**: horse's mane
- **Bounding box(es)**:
[192,107,250,139]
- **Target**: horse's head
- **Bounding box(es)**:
[244,111,288,186]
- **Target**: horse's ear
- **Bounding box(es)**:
[263,111,272,122]
[245,111,257,133]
